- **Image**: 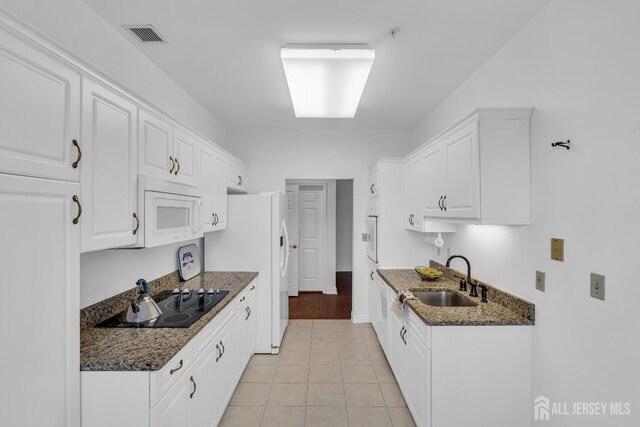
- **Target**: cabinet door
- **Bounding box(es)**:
[404,155,422,230]
[237,164,248,191]
[0,29,80,181]
[138,109,174,179]
[80,79,138,252]
[422,144,445,218]
[193,340,219,427]
[173,129,198,186]
[443,121,480,218]
[0,175,80,427]
[211,150,228,230]
[405,327,431,427]
[213,319,236,417]
[389,307,406,386]
[198,143,215,233]
[369,164,379,198]
[225,157,239,189]
[246,296,257,356]
[150,374,194,427]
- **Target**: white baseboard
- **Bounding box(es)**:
[336,266,352,272]
[324,287,338,295]
[351,313,370,323]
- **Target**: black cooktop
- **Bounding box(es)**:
[96,289,230,328]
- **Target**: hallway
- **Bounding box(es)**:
[289,272,352,319]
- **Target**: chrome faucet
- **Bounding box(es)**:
[445,255,481,299]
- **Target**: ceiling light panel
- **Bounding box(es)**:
[280,46,375,118]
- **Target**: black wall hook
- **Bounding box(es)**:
[551,140,571,150]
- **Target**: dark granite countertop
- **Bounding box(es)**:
[377,263,534,326]
[80,271,258,372]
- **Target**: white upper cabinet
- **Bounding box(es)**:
[411,108,533,225]
[0,28,80,182]
[226,158,248,193]
[369,163,380,198]
[404,153,424,231]
[198,143,228,233]
[138,109,174,179]
[80,78,138,252]
[173,129,198,186]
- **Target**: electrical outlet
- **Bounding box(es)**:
[551,238,564,261]
[535,271,545,292]
[590,273,605,301]
[361,233,368,242]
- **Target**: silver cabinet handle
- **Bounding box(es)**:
[174,158,180,175]
[438,196,443,211]
[169,156,175,174]
[190,376,197,399]
[370,184,375,194]
[220,340,225,357]
[245,306,250,320]
[443,195,447,211]
[215,344,221,362]
[370,271,374,281]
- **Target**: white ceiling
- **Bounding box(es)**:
[84,0,551,129]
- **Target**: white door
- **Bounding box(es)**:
[138,109,174,179]
[0,29,80,182]
[298,185,325,292]
[0,174,80,427]
[80,78,139,252]
[211,150,228,230]
[173,129,198,186]
[443,121,480,218]
[422,144,445,218]
[285,184,299,296]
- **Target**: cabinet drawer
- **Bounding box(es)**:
[150,344,194,407]
[407,309,431,350]
[189,304,234,357]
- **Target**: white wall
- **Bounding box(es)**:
[80,238,202,307]
[0,0,230,151]
[412,1,640,424]
[230,128,428,321]
[336,180,353,271]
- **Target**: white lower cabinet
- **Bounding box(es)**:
[82,279,257,427]
[372,282,532,427]
[0,174,80,427]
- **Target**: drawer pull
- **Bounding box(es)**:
[245,306,250,320]
[240,296,246,302]
[132,212,140,235]
[72,139,82,168]
[72,195,82,224]
[220,340,225,357]
[170,359,183,375]
[250,285,255,291]
[215,344,221,362]
[190,376,197,399]
[238,175,243,186]
[174,158,180,175]
[370,271,374,281]
[370,184,375,194]
[169,156,175,174]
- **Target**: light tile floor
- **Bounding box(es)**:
[221,319,416,427]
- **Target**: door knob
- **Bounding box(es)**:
[289,244,298,249]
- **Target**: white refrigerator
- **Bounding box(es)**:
[204,192,289,354]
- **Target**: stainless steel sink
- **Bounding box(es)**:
[412,290,478,307]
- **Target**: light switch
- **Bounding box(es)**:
[590,273,605,301]
[535,271,545,292]
[361,233,368,242]
[551,238,564,261]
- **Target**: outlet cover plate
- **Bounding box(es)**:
[590,273,605,301]
[536,271,545,292]
[551,238,564,261]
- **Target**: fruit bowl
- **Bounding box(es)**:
[415,266,444,281]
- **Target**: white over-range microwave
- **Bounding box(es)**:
[131,176,204,248]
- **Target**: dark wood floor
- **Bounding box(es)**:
[288,272,352,319]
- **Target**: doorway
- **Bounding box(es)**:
[286,179,353,319]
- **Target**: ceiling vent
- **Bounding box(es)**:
[123,25,166,43]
